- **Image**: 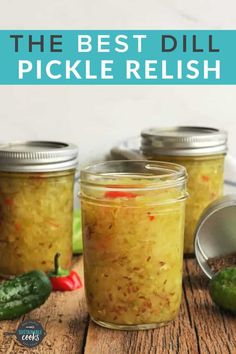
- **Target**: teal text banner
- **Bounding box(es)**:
[0,30,234,85]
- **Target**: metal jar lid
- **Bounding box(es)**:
[195,195,236,279]
[0,141,78,172]
[141,126,228,156]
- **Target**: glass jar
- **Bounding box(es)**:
[0,141,78,275]
[80,160,188,330]
[141,127,228,254]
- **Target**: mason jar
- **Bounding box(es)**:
[80,160,188,330]
[141,127,228,254]
[0,141,78,275]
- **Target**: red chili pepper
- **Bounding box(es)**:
[48,253,82,292]
[104,191,138,199]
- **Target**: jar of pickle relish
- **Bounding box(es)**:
[0,141,78,275]
[141,127,228,254]
[80,160,188,330]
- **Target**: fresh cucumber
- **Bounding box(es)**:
[0,270,52,320]
[209,267,236,313]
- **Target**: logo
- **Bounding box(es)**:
[4,320,46,348]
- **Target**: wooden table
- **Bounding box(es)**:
[0,257,235,354]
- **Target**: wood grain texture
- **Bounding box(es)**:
[183,260,236,354]
[0,257,87,354]
[0,258,235,354]
[83,259,236,354]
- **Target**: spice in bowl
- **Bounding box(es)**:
[207,252,236,273]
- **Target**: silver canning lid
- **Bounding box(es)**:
[195,195,236,279]
[0,141,78,172]
[141,126,228,156]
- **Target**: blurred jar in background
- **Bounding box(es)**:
[141,127,227,254]
[0,141,78,275]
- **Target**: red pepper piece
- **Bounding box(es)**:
[202,175,210,182]
[15,223,21,232]
[105,191,138,199]
[148,215,155,221]
[147,211,156,221]
[48,253,82,292]
[4,197,13,206]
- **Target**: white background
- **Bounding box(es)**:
[0,1,235,166]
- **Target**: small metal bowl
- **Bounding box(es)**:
[195,195,236,279]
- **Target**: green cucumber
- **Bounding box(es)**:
[209,267,236,313]
[0,270,52,320]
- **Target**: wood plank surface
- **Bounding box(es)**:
[0,258,235,354]
[0,257,87,354]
